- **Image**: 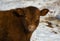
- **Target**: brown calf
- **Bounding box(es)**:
[0,6,49,41]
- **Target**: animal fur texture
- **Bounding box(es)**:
[0,6,49,41]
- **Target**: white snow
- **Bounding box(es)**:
[31,22,60,41]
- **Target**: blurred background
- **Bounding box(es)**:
[0,0,60,41]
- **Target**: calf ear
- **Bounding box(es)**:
[40,9,49,16]
[13,8,24,17]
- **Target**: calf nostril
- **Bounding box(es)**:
[28,25,36,32]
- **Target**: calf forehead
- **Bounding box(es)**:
[24,7,40,18]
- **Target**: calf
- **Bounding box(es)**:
[0,6,49,41]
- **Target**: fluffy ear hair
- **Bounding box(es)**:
[40,9,49,16]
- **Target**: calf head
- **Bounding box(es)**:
[14,6,49,32]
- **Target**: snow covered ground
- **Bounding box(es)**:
[0,0,60,41]
[31,16,60,41]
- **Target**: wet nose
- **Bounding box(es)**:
[28,25,36,32]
